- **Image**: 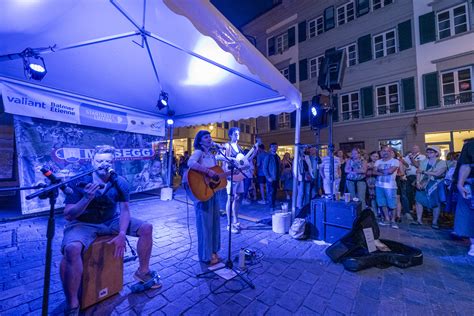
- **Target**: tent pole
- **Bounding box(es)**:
[291,102,302,220]
[167,124,174,188]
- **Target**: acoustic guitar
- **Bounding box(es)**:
[227,139,261,181]
[187,166,230,202]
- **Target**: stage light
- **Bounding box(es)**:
[311,106,318,117]
[23,55,47,81]
[157,91,168,110]
[309,94,329,129]
[166,118,174,125]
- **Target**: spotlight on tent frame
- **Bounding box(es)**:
[23,55,47,81]
[157,91,169,110]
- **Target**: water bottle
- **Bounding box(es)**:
[238,248,246,270]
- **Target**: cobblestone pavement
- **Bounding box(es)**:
[1,190,474,316]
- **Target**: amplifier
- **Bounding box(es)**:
[309,198,362,243]
[81,235,123,309]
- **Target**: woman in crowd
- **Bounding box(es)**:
[280,152,293,200]
[320,151,341,196]
[337,150,348,193]
[414,145,447,228]
[393,149,408,222]
[366,151,380,215]
[297,148,313,208]
[345,148,367,209]
[445,151,460,213]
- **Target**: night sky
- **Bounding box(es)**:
[211,0,275,28]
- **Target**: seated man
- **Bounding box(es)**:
[60,145,160,315]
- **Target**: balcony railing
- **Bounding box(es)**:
[341,110,360,121]
[442,92,473,106]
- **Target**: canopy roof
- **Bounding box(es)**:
[0,0,301,127]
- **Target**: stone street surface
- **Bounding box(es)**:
[1,189,474,315]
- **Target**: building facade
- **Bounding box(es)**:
[241,0,474,157]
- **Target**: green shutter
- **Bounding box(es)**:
[332,93,339,122]
[356,0,370,17]
[268,37,275,56]
[402,77,416,111]
[289,63,296,83]
[299,59,308,81]
[269,114,277,130]
[398,20,412,51]
[423,72,440,108]
[324,6,335,31]
[357,34,372,63]
[288,27,296,47]
[360,86,374,117]
[298,20,307,43]
[419,12,436,44]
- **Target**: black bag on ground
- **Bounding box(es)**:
[325,208,423,271]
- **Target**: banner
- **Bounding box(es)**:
[1,82,165,136]
[14,115,168,214]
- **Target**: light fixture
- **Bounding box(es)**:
[22,51,47,81]
[311,106,318,117]
[157,91,168,110]
[166,118,174,125]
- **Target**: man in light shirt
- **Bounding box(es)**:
[374,146,400,228]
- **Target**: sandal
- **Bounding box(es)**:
[134,270,162,289]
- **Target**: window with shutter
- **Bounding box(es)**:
[401,77,416,111]
[397,20,412,51]
[337,1,355,26]
[356,0,370,17]
[299,59,308,81]
[302,101,310,126]
[289,63,296,83]
[423,72,440,108]
[376,83,399,115]
[436,4,469,40]
[419,12,436,44]
[268,37,276,56]
[324,6,335,31]
[373,29,396,59]
[441,68,472,106]
[360,86,374,117]
[298,20,307,43]
[340,92,360,121]
[357,34,372,63]
[288,26,296,47]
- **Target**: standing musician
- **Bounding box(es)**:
[60,145,160,315]
[186,130,222,265]
[222,127,258,234]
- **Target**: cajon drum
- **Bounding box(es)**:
[81,235,123,309]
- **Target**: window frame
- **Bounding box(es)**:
[340,91,361,121]
[440,66,473,106]
[373,29,397,59]
[436,3,469,40]
[308,16,324,38]
[376,82,400,116]
[276,32,289,53]
[337,1,355,26]
[309,55,324,79]
[280,67,290,80]
[372,0,393,11]
[340,43,358,67]
[278,113,291,129]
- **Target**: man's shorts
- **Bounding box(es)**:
[61,216,144,254]
[375,187,397,209]
[257,176,267,184]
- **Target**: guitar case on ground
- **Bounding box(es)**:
[325,209,423,271]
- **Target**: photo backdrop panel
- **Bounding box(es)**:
[14,116,166,214]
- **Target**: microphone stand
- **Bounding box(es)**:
[25,167,100,316]
[196,145,255,290]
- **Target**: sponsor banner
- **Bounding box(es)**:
[1,82,79,124]
[1,82,165,136]
[14,115,167,215]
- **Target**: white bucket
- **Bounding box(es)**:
[272,212,291,234]
[160,187,173,201]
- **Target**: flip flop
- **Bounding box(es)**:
[134,270,162,289]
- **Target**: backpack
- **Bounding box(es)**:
[289,218,306,239]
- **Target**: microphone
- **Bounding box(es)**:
[211,142,225,150]
[76,182,105,189]
[40,166,73,195]
[104,166,118,181]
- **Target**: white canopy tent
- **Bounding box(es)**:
[0,0,302,215]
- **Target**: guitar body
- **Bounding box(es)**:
[187,166,227,202]
[231,153,250,182]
